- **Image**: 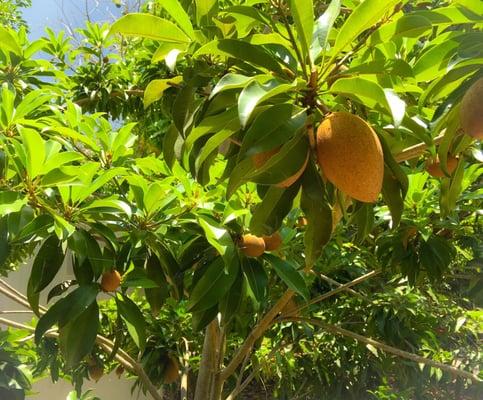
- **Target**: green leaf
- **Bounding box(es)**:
[144,76,183,108]
[384,89,406,128]
[237,79,296,128]
[351,203,374,243]
[158,0,196,39]
[59,302,99,368]
[300,161,332,268]
[209,74,255,99]
[420,236,455,281]
[0,27,21,55]
[197,215,236,266]
[264,254,308,299]
[332,0,401,56]
[220,272,245,323]
[240,106,306,158]
[412,40,460,82]
[145,255,169,314]
[310,0,341,61]
[109,13,191,43]
[19,128,45,179]
[382,170,404,227]
[241,257,267,303]
[27,236,65,313]
[195,0,218,24]
[0,192,27,216]
[35,284,99,343]
[185,107,238,152]
[250,184,300,236]
[330,76,386,108]
[194,39,284,74]
[288,0,314,65]
[249,134,309,185]
[439,159,465,218]
[368,15,432,45]
[188,256,239,312]
[195,119,240,170]
[116,295,147,351]
[192,305,218,331]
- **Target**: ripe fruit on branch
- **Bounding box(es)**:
[460,77,483,140]
[316,112,384,203]
[426,155,458,178]
[239,234,265,257]
[263,232,282,251]
[88,364,104,382]
[100,269,122,292]
[163,355,180,384]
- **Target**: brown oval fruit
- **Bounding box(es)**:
[88,365,104,382]
[100,270,122,292]
[115,364,124,379]
[252,148,308,188]
[426,155,458,178]
[239,234,265,257]
[460,77,483,140]
[163,355,180,384]
[262,232,282,251]
[316,112,384,203]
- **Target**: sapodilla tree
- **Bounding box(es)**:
[0,1,482,400]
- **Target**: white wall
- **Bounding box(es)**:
[1,260,149,400]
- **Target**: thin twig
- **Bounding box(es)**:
[318,274,363,299]
[283,317,482,384]
[297,270,380,313]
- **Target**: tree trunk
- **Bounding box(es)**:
[194,319,221,400]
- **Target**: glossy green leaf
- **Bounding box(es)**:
[352,203,374,243]
[27,236,65,313]
[188,256,239,312]
[238,79,296,128]
[384,89,406,128]
[332,0,401,56]
[369,15,432,45]
[144,76,183,108]
[19,128,45,179]
[210,74,255,99]
[239,106,305,158]
[310,0,341,61]
[0,192,27,216]
[241,257,267,303]
[0,26,21,55]
[159,0,195,39]
[300,161,332,268]
[194,39,284,74]
[198,215,236,266]
[116,295,147,350]
[249,134,309,185]
[264,254,308,299]
[35,284,99,343]
[250,184,300,236]
[382,169,404,227]
[195,0,218,24]
[108,13,191,43]
[288,0,314,65]
[220,272,245,323]
[59,302,99,368]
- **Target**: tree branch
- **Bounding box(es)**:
[297,270,380,314]
[318,274,363,299]
[283,317,482,384]
[219,290,294,381]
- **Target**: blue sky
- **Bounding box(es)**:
[22,0,126,39]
